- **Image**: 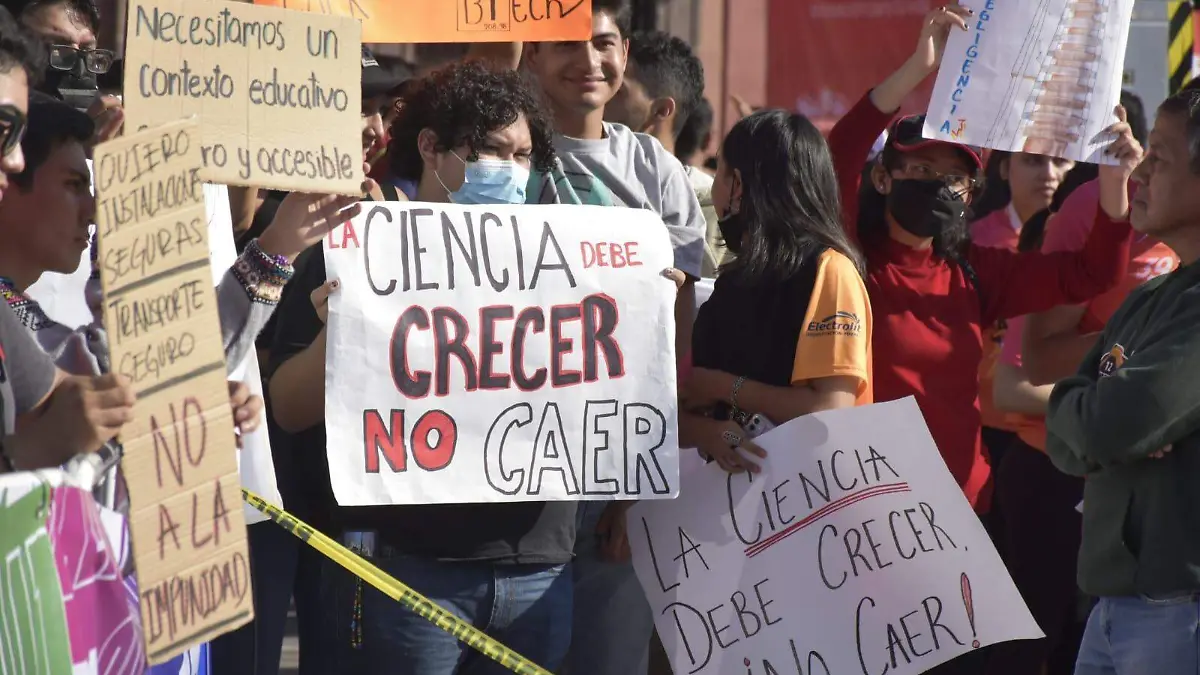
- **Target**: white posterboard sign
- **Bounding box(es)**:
[924,0,1135,163]
[629,398,1043,675]
[323,202,680,505]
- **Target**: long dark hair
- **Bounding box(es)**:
[721,109,864,281]
[856,145,981,261]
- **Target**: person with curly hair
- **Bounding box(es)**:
[266,61,575,675]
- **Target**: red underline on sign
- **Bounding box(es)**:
[744,482,911,559]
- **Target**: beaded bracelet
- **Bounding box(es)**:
[232,239,295,304]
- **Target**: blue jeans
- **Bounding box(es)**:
[339,554,572,675]
[1075,595,1200,674]
[565,502,654,675]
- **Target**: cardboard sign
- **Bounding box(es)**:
[24,178,284,528]
[924,0,1135,163]
[123,0,363,194]
[93,119,253,664]
[629,399,1043,675]
[323,202,679,505]
[252,0,592,43]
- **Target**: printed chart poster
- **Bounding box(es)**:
[0,485,73,675]
[925,0,1135,163]
[324,202,680,505]
[252,0,592,43]
[630,398,1043,675]
[93,120,253,664]
[124,0,363,193]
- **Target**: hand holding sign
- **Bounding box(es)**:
[258,182,373,263]
[229,380,263,448]
[911,4,971,75]
[1098,105,1145,221]
[11,373,136,469]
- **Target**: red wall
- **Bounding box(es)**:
[767,0,939,130]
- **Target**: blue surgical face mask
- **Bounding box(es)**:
[437,152,530,205]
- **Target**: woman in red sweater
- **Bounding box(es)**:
[827,4,1138,512]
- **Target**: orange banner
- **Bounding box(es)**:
[253,0,592,44]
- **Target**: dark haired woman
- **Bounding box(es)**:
[680,109,872,473]
[826,2,1137,526]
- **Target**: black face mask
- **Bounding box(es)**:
[886,178,967,239]
[718,211,746,254]
[40,63,98,112]
[718,182,746,254]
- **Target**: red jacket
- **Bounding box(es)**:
[827,93,1132,509]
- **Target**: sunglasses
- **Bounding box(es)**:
[0,105,26,158]
[48,44,115,75]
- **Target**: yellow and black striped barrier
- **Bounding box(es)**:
[1168,0,1196,94]
[242,489,553,675]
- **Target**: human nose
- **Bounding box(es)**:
[1,144,24,175]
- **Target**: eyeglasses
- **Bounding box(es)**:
[0,105,27,158]
[48,44,115,75]
[896,163,978,195]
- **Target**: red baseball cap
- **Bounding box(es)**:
[887,114,984,171]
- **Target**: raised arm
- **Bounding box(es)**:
[971,112,1141,325]
[827,5,970,238]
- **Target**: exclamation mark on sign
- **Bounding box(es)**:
[961,572,980,648]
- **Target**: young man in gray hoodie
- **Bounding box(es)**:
[1046,90,1200,675]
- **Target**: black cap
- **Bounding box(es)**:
[887,114,984,170]
[362,46,414,100]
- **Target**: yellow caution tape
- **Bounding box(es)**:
[1168,0,1196,93]
[242,489,553,675]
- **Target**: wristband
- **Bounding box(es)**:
[233,238,295,304]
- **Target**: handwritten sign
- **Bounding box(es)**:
[252,0,592,43]
[94,119,253,664]
[123,0,363,193]
[630,399,1043,675]
[323,202,679,505]
[924,0,1135,163]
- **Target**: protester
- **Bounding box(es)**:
[969,149,1075,515]
[1044,87,1200,675]
[675,96,713,169]
[520,3,708,672]
[828,4,1133,524]
[0,4,134,473]
[603,30,723,277]
[267,61,571,675]
[682,109,872,473]
[2,0,124,142]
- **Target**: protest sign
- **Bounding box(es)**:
[924,0,1135,163]
[324,202,679,505]
[0,484,73,675]
[252,0,592,43]
[123,0,362,194]
[94,119,253,664]
[25,177,283,528]
[630,398,1042,675]
[48,485,145,675]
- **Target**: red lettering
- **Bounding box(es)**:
[363,409,407,473]
[411,410,457,471]
[624,242,641,267]
[579,242,642,269]
[341,221,361,249]
[389,298,624,396]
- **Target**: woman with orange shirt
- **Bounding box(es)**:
[681,110,873,473]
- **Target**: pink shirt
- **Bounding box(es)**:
[970,205,1022,251]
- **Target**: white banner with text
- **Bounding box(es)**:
[324,202,680,505]
[630,398,1042,675]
